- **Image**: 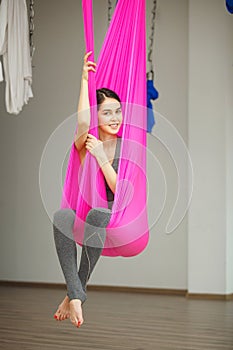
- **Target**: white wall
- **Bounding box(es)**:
[0,0,231,295]
[188,0,233,295]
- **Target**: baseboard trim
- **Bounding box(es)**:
[87,284,187,296]
[186,291,233,301]
[0,280,66,289]
[0,280,186,296]
[0,280,232,300]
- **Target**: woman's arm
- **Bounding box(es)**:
[74,52,96,151]
[85,134,117,193]
[96,153,117,194]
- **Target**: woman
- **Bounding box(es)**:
[53,51,122,328]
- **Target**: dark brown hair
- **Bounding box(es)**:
[96,88,121,110]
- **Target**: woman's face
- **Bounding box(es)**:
[98,97,123,136]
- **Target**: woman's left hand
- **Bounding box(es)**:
[85,134,106,160]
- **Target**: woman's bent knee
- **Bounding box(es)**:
[53,208,76,239]
[85,207,111,228]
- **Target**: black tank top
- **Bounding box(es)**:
[104,137,121,210]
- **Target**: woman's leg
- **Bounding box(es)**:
[52,207,111,327]
[53,208,87,327]
[78,208,111,292]
[53,208,87,303]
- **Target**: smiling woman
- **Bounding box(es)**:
[52,52,123,329]
[97,89,122,137]
[52,0,149,330]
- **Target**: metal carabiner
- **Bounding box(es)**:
[147,70,154,81]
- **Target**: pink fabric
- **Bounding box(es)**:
[60,0,149,257]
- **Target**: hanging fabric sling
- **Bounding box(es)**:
[60,0,149,257]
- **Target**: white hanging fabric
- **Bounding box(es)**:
[0,0,33,115]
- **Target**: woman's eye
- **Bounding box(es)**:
[116,109,121,114]
[104,112,111,116]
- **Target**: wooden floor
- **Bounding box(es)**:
[0,285,233,350]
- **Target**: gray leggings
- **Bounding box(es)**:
[53,208,111,303]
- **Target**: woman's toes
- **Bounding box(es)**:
[54,295,71,321]
[70,313,82,327]
[69,313,80,327]
[54,310,61,320]
[70,316,78,326]
[69,299,84,328]
[62,312,69,320]
[77,320,83,328]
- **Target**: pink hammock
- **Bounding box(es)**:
[60,0,149,257]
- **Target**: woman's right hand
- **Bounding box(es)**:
[82,51,97,81]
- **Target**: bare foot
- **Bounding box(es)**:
[54,295,70,321]
[69,299,84,328]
